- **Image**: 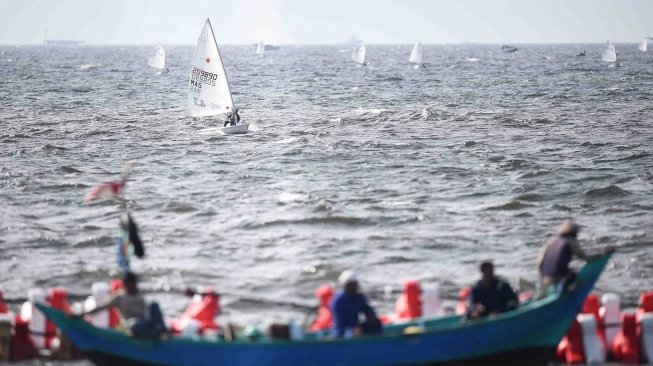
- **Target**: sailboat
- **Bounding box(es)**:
[187,19,248,135]
[256,40,265,55]
[639,39,648,52]
[352,43,366,65]
[409,41,424,68]
[148,44,166,71]
[601,40,617,63]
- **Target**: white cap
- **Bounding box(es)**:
[338,269,358,286]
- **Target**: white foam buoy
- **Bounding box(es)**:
[577,313,606,364]
[88,282,110,328]
[599,293,621,347]
[641,313,653,363]
[421,283,445,317]
[25,288,46,348]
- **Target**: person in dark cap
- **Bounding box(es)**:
[536,219,614,296]
[467,261,518,319]
[75,271,167,339]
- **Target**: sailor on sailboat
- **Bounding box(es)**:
[187,18,249,134]
[352,43,366,66]
[409,41,424,68]
[601,40,617,64]
[148,44,167,72]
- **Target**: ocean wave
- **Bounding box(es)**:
[585,185,631,199]
[484,200,532,211]
[278,192,309,203]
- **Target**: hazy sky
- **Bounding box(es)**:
[1,0,651,45]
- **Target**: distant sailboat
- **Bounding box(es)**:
[409,41,424,68]
[148,44,166,70]
[352,43,366,65]
[639,39,647,52]
[601,40,617,63]
[255,41,265,55]
[187,19,248,134]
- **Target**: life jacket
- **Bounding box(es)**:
[612,313,640,364]
[456,287,471,315]
[109,279,123,328]
[395,281,421,320]
[310,284,334,331]
[172,288,220,335]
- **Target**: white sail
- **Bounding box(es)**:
[148,44,166,70]
[601,40,617,63]
[409,41,423,65]
[351,43,366,64]
[256,40,265,55]
[187,19,234,118]
[639,39,648,52]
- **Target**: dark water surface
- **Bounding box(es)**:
[0,44,652,331]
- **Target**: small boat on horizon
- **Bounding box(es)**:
[500,45,518,53]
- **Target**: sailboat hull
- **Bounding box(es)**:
[221,123,249,135]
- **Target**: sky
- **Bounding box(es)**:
[0,0,651,45]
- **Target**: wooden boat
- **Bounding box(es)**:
[37,254,611,366]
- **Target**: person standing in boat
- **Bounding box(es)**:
[536,219,614,296]
[467,261,518,319]
[330,270,382,338]
[74,271,167,339]
[223,107,240,127]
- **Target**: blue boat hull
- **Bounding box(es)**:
[37,255,610,366]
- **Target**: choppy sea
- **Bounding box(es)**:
[0,44,652,350]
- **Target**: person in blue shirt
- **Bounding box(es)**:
[467,261,518,319]
[329,270,382,337]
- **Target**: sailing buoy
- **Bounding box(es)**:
[20,288,46,349]
[172,288,220,335]
[599,293,621,348]
[10,315,37,361]
[612,313,640,364]
[639,313,653,363]
[637,290,653,322]
[421,283,445,317]
[582,294,608,348]
[577,313,606,363]
[395,281,421,320]
[558,318,585,364]
[0,291,8,314]
[309,284,334,331]
[0,312,12,360]
[46,288,71,348]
